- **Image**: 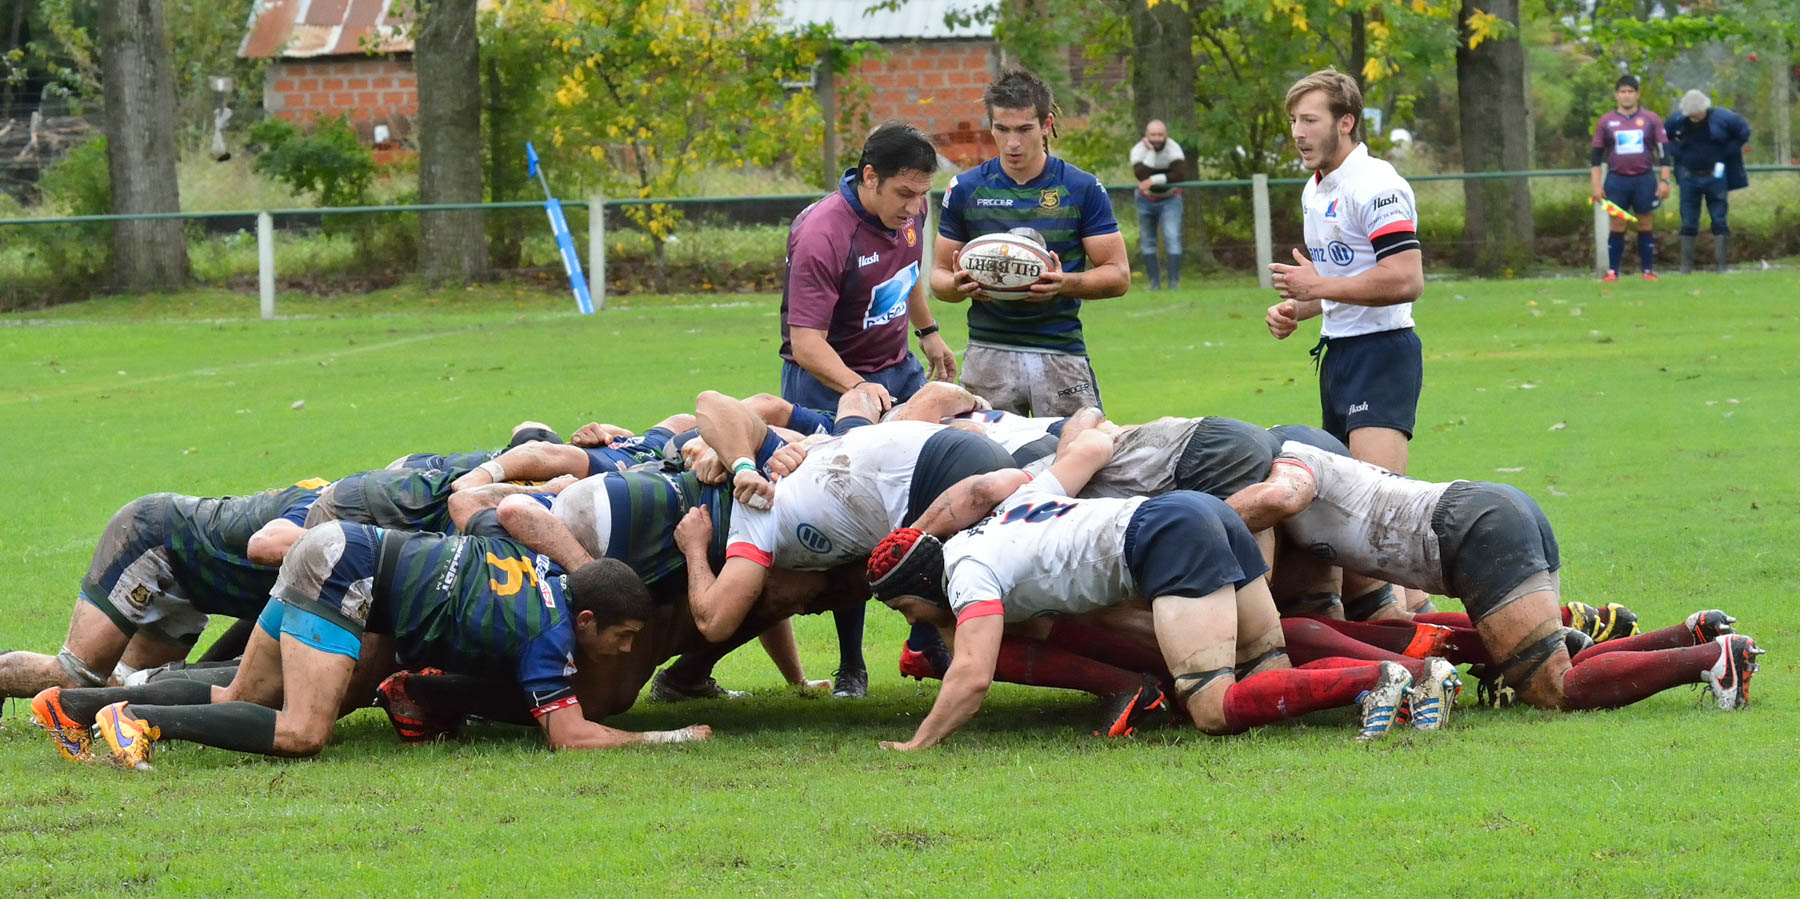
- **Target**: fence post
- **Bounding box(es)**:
[257,211,275,320]
[588,192,605,311]
[1253,174,1273,290]
[1592,180,1610,277]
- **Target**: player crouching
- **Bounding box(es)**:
[866,426,1459,748]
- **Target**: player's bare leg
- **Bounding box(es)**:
[1152,586,1241,734]
[0,602,134,697]
[213,620,285,708]
[268,638,357,756]
[1233,578,1290,677]
[1471,584,1573,709]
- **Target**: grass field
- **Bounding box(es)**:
[2,272,1796,894]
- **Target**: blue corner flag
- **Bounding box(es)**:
[527,141,594,315]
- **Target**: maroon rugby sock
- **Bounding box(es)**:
[1044,621,1169,678]
[992,638,1141,698]
[1570,624,1696,665]
[1221,660,1385,733]
[1414,612,1475,628]
[1560,643,1717,710]
[1281,618,1413,665]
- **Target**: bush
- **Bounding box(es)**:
[10,137,113,301]
[248,116,375,209]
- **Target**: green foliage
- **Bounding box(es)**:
[248,116,377,208]
[17,135,111,291]
[37,134,110,216]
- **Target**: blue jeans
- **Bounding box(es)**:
[1677,173,1729,236]
[1135,193,1183,288]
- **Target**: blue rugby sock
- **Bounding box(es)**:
[1607,233,1624,272]
[1637,232,1655,271]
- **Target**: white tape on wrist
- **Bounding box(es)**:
[477,459,507,481]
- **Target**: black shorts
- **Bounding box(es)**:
[1123,492,1268,599]
[1317,327,1422,444]
[1173,417,1283,499]
[1266,424,1350,456]
[1432,481,1559,621]
[905,428,1015,522]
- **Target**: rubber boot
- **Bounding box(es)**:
[1166,252,1182,289]
[1714,234,1729,273]
[1141,252,1161,290]
[1679,235,1695,274]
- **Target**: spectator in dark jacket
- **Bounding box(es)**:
[1665,90,1751,273]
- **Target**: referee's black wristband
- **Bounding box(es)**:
[914,324,940,339]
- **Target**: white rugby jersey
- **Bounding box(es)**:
[726,421,944,570]
[1274,441,1454,593]
[956,409,1063,453]
[1301,143,1419,338]
[1021,417,1202,499]
[942,471,1146,624]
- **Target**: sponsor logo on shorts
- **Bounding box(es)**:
[1347,401,1370,414]
[1308,541,1338,562]
[1039,189,1061,209]
[126,584,152,610]
[795,523,833,556]
[1054,383,1094,398]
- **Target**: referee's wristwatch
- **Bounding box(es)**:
[914,324,941,339]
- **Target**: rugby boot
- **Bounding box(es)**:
[374,670,460,744]
[1600,270,1620,282]
[1565,601,1640,643]
[1406,658,1463,732]
[1685,610,1737,644]
[1355,661,1412,742]
[92,701,159,771]
[1641,270,1659,281]
[898,643,949,681]
[831,665,869,699]
[649,669,749,702]
[29,687,92,762]
[1094,674,1167,738]
[1699,635,1765,711]
[1401,623,1456,659]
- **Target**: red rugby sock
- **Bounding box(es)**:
[1560,643,1717,710]
[1570,624,1696,665]
[1413,612,1474,628]
[1281,618,1412,665]
[1296,655,1427,678]
[1221,661,1385,733]
[993,638,1141,697]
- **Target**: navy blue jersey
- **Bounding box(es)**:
[394,450,500,476]
[581,427,675,477]
[379,533,578,712]
[939,157,1119,354]
[167,480,325,617]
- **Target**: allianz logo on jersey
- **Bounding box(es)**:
[858,251,881,267]
[1308,242,1356,266]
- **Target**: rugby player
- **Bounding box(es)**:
[32,524,709,768]
[1230,441,1765,711]
[383,420,565,473]
[448,413,694,491]
[930,67,1130,417]
[866,427,1456,747]
[0,478,326,700]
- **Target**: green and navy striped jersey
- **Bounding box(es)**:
[331,469,459,534]
[394,450,500,476]
[598,468,733,585]
[380,532,574,697]
[939,156,1119,354]
[165,480,326,617]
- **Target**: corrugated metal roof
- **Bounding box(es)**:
[780,0,993,40]
[239,0,414,59]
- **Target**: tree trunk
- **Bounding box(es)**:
[1455,0,1532,274]
[1127,0,1213,268]
[98,0,188,291]
[1349,12,1367,95]
[416,0,488,283]
[484,56,523,270]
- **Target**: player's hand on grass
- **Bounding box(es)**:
[767,442,809,479]
[879,739,926,751]
[674,506,712,552]
[791,678,831,692]
[1269,248,1323,303]
[1266,300,1300,340]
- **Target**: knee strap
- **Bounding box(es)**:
[1497,626,1576,690]
[1286,592,1342,617]
[1343,584,1398,621]
[1236,647,1289,680]
[57,647,109,687]
[1173,667,1235,701]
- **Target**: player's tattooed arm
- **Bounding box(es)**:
[881,613,1004,750]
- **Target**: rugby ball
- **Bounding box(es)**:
[958,232,1054,300]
